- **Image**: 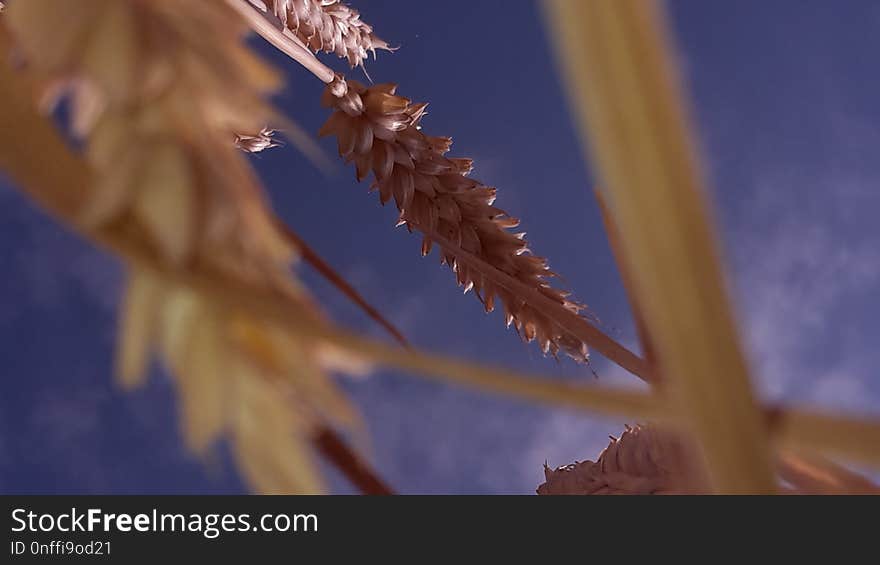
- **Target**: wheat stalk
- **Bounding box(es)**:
[275,220,410,347]
[544,0,777,493]
[777,452,880,494]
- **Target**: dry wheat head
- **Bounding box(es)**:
[318,75,593,362]
[235,0,611,366]
[537,424,705,494]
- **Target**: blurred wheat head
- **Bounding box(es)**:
[2,0,363,494]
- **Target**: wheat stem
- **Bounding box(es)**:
[275,219,410,348]
[593,189,657,369]
[313,426,395,495]
[777,451,880,494]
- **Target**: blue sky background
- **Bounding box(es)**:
[1,0,878,493]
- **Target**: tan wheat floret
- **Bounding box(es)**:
[235,127,282,153]
[5,0,360,493]
[319,76,593,362]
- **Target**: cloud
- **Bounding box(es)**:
[726,149,880,414]
[809,368,876,413]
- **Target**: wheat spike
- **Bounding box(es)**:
[537,424,707,495]
[319,76,596,362]
[251,0,391,68]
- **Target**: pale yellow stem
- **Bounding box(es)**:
[543,0,776,492]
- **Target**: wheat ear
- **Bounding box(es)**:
[250,0,392,68]
[318,76,643,367]
[537,424,708,495]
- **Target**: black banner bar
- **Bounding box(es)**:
[0,495,868,561]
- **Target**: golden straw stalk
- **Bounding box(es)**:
[543,0,776,492]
